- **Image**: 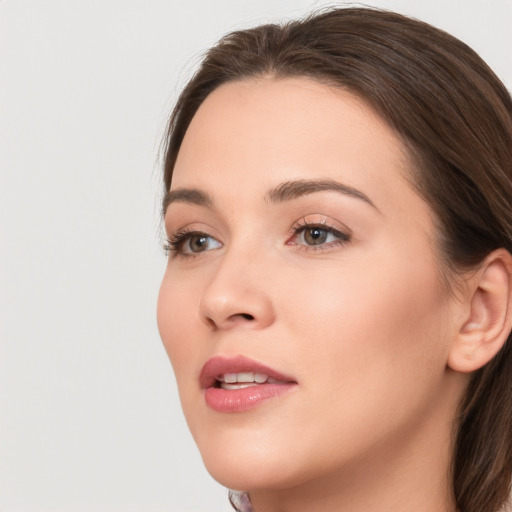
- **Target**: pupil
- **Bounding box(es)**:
[191,236,207,252]
[305,228,327,245]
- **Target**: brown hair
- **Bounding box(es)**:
[162,7,512,512]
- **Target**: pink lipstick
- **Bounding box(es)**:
[200,356,297,412]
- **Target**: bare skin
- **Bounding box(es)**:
[158,78,512,512]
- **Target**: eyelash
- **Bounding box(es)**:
[163,228,214,258]
[288,220,352,252]
[163,221,352,258]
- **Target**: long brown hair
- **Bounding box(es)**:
[162,8,512,511]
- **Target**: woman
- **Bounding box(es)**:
[157,7,512,512]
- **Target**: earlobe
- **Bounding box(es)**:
[448,249,512,373]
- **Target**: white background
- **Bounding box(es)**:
[1,1,511,511]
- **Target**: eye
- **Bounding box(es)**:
[165,230,222,257]
[182,233,221,254]
[299,226,331,245]
[288,222,351,249]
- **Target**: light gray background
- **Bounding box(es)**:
[1,1,511,511]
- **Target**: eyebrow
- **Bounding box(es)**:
[265,179,378,210]
[162,178,378,215]
[162,188,213,215]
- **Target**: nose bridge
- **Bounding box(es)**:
[199,237,275,330]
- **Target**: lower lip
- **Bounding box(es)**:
[204,383,296,413]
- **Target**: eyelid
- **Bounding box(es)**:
[287,215,352,250]
[165,221,221,240]
[290,215,352,237]
[163,223,223,258]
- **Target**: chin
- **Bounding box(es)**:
[198,439,301,491]
[206,464,269,491]
[205,458,295,492]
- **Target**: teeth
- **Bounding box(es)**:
[217,372,270,384]
[237,371,254,382]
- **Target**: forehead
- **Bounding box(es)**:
[171,77,424,219]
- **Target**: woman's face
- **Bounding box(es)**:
[157,78,462,491]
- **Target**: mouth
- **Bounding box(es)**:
[200,355,298,412]
[216,372,282,390]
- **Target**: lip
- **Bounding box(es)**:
[200,355,298,413]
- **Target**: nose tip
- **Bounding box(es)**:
[200,281,274,331]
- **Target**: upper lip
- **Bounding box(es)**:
[200,355,297,388]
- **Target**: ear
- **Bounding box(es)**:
[448,249,512,373]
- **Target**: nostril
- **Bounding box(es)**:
[227,313,255,321]
[204,312,256,330]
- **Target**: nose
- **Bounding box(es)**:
[199,250,275,331]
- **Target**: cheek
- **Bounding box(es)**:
[258,254,452,475]
[281,248,450,406]
[157,270,201,382]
